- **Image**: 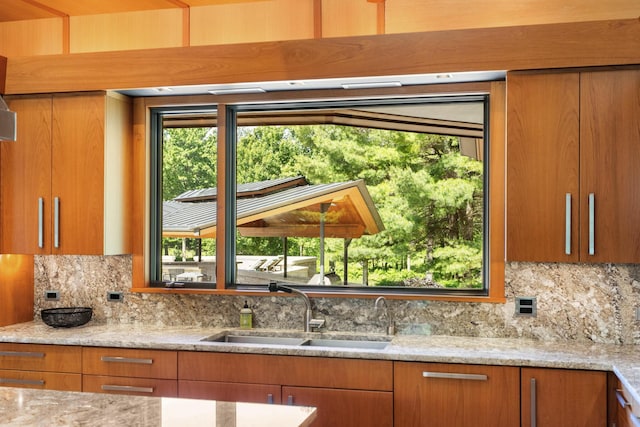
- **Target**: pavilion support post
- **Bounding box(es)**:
[282,237,288,278]
[319,203,330,285]
[343,238,352,286]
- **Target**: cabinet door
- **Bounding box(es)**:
[1,96,52,254]
[179,380,282,404]
[506,72,580,262]
[394,362,520,427]
[521,368,606,427]
[283,386,392,427]
[51,94,105,254]
[580,69,640,263]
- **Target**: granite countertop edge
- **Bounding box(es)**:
[1,321,638,405]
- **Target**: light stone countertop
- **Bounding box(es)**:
[2,321,640,416]
[0,387,317,427]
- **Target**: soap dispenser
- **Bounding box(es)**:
[240,301,253,329]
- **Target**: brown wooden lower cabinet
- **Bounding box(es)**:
[394,362,520,427]
[521,367,607,427]
[0,369,81,391]
[284,386,392,427]
[0,343,82,391]
[178,351,393,427]
[83,375,177,397]
[179,380,282,404]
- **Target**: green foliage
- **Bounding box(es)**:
[163,127,217,200]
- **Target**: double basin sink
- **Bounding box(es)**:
[200,330,391,350]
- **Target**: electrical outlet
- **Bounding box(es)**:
[635,307,640,321]
[515,297,537,317]
[106,291,124,302]
[44,290,60,301]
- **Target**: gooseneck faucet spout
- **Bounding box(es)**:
[269,282,325,332]
[374,296,396,336]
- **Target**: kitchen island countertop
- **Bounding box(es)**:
[0,386,316,427]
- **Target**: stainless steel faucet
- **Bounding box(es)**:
[269,282,325,332]
[374,296,396,335]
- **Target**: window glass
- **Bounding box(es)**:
[232,98,487,292]
[155,111,217,285]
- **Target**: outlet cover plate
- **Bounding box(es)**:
[515,296,537,317]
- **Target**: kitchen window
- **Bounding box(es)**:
[145,82,505,300]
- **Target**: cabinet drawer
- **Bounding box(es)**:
[179,352,393,391]
[0,369,81,391]
[83,375,177,397]
[394,362,520,427]
[179,380,281,404]
[82,347,177,379]
[0,343,81,373]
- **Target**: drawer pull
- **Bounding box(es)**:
[0,378,45,386]
[101,356,153,365]
[101,385,154,394]
[422,372,488,381]
[267,393,274,404]
[0,351,45,358]
[617,389,631,409]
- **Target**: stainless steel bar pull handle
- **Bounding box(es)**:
[101,356,153,365]
[287,395,294,405]
[422,372,488,381]
[267,394,274,404]
[101,385,154,394]
[616,389,630,409]
[0,378,45,386]
[565,193,571,255]
[54,197,60,249]
[38,198,44,248]
[588,193,595,255]
[0,351,45,358]
[530,378,537,427]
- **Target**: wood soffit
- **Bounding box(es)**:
[4,18,640,95]
[0,0,261,23]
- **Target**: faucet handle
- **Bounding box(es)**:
[309,319,325,331]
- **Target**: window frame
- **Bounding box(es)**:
[132,81,506,302]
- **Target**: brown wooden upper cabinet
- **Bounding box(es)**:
[0,92,132,255]
[507,69,640,263]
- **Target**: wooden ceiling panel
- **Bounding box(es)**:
[0,0,269,22]
[0,0,62,22]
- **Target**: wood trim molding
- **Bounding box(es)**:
[0,55,6,94]
[5,18,640,95]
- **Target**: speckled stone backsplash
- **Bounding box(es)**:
[33,256,640,344]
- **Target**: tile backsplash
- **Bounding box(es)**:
[33,255,640,344]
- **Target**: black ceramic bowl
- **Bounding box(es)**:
[41,307,93,328]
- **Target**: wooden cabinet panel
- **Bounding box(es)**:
[394,362,520,427]
[1,96,53,254]
[284,386,392,427]
[579,69,640,263]
[83,375,177,397]
[82,347,177,379]
[507,68,640,263]
[506,72,580,262]
[178,352,392,391]
[51,94,105,255]
[1,92,131,255]
[0,369,81,391]
[0,343,81,373]
[0,255,34,327]
[179,380,282,404]
[521,368,606,427]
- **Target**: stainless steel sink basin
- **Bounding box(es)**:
[301,338,389,350]
[200,330,391,350]
[201,334,307,346]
